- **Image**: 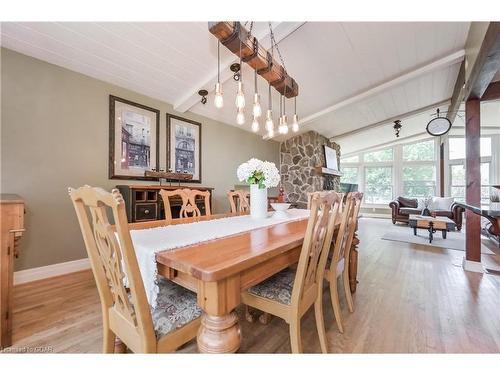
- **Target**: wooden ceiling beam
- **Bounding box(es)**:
[465,22,500,100]
[209,22,299,98]
[173,22,305,113]
[480,80,500,101]
[446,60,465,124]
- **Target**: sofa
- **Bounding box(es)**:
[389,196,465,230]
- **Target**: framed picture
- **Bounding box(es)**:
[109,95,160,180]
[166,114,202,183]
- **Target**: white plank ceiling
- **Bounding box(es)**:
[1,22,471,148]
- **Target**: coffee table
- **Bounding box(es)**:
[408,215,456,243]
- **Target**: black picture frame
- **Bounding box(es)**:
[166,113,202,183]
[109,95,160,181]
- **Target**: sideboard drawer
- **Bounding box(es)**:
[135,203,157,222]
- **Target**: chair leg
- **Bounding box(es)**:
[343,269,354,313]
[329,277,344,333]
[314,298,328,353]
[102,328,116,353]
[289,319,303,353]
[245,305,255,323]
[113,337,127,353]
[259,312,272,324]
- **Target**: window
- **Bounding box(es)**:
[341,167,358,184]
[448,137,492,160]
[402,165,436,198]
[450,163,490,203]
[364,166,393,204]
[364,148,393,162]
[402,140,435,161]
[341,155,359,163]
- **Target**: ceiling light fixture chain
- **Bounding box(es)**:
[268,22,287,74]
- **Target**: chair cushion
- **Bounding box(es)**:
[397,196,418,208]
[430,197,454,211]
[247,268,295,305]
[151,277,202,338]
[400,208,421,215]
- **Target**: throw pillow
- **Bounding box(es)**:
[430,196,454,211]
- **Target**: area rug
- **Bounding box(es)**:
[381,225,495,254]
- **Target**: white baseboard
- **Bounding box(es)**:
[14,258,90,285]
[462,257,485,273]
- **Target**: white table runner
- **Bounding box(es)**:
[128,209,310,308]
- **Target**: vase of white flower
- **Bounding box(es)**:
[237,158,280,219]
[249,183,268,219]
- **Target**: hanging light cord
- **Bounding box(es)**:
[268,83,272,110]
[254,69,257,94]
[217,41,220,82]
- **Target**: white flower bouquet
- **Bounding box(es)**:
[237,158,280,189]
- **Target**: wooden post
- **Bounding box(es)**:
[439,141,445,197]
[465,98,481,263]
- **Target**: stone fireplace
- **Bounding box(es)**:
[280,131,341,208]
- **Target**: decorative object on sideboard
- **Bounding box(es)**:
[166,114,202,183]
[109,95,160,180]
[237,158,280,219]
[209,21,299,136]
[393,120,402,138]
[144,170,193,186]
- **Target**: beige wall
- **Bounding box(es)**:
[1,48,280,271]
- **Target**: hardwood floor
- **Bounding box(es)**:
[4,218,500,353]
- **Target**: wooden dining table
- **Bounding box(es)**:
[128,212,360,353]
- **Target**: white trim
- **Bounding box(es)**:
[462,257,485,273]
[14,258,90,285]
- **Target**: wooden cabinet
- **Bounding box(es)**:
[116,185,214,223]
[1,194,25,349]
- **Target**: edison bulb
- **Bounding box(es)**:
[265,110,274,132]
[235,81,245,109]
[214,82,223,108]
[252,93,262,118]
[292,114,299,132]
[236,109,245,125]
[251,117,259,132]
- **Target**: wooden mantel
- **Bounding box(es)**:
[314,166,343,177]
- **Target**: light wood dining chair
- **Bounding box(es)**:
[69,186,201,353]
[227,190,250,213]
[307,191,344,213]
[241,192,342,353]
[324,191,363,333]
[160,188,211,220]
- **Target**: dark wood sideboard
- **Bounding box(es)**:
[116,185,214,223]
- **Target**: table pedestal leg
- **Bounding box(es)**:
[197,312,241,353]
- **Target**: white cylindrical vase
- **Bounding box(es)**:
[250,184,268,219]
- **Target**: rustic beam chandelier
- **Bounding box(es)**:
[209,21,300,137]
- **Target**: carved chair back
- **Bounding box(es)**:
[291,191,342,309]
[227,190,250,213]
[329,192,363,273]
[307,191,345,213]
[160,188,211,220]
[69,186,156,352]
